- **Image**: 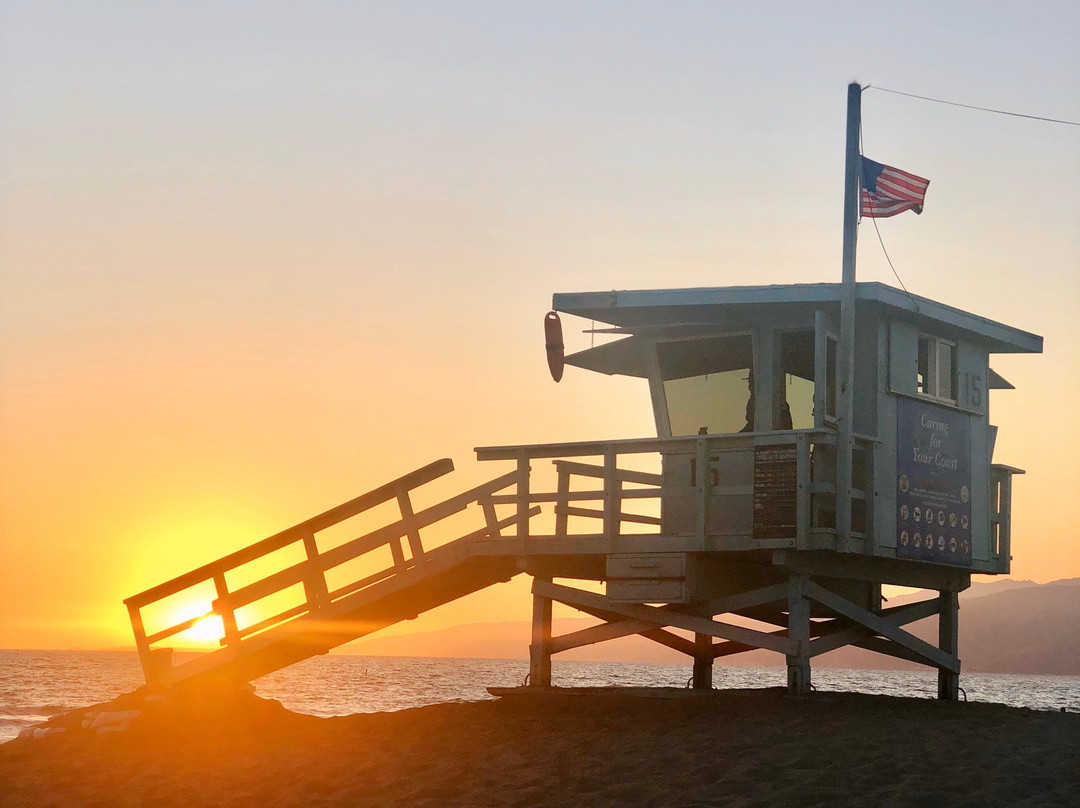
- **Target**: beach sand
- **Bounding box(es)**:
[1,686,1077,807]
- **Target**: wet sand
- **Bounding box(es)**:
[1,686,1077,807]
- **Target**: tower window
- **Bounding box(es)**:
[658,334,754,436]
[917,335,957,402]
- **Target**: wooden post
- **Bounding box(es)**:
[753,327,774,433]
[554,465,570,538]
[643,339,671,437]
[479,494,502,541]
[695,437,709,550]
[937,590,960,700]
[786,573,812,695]
[795,433,810,549]
[300,531,331,613]
[388,536,407,571]
[836,81,862,553]
[529,576,553,688]
[516,451,531,550]
[860,440,876,551]
[214,572,243,650]
[602,445,618,552]
[396,487,425,565]
[1000,473,1013,566]
[128,603,153,682]
[692,632,713,690]
[147,647,174,686]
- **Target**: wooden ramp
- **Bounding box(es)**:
[127,435,969,699]
[124,459,535,688]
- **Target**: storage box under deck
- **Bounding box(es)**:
[606,552,697,603]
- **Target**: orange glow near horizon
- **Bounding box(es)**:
[1,4,1077,654]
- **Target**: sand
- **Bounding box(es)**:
[1,685,1077,807]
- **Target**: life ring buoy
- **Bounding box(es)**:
[544,311,564,382]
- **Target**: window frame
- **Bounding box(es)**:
[650,331,756,438]
[917,333,958,404]
[777,327,818,431]
[814,310,839,429]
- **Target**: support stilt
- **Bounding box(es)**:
[786,574,812,695]
[529,577,552,688]
[937,590,959,701]
[692,632,713,690]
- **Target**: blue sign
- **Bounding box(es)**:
[896,399,972,566]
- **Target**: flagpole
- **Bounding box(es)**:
[837,81,861,552]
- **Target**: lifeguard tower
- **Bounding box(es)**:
[489,280,1041,698]
[123,279,1040,701]
[122,84,1041,700]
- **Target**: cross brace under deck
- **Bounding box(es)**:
[527,574,961,699]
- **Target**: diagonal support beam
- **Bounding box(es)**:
[808,597,941,658]
[710,609,928,661]
[548,616,696,657]
[553,582,791,659]
[535,581,799,657]
[856,636,932,666]
[713,637,767,659]
[558,602,698,657]
[804,581,958,672]
[712,616,851,660]
[698,583,789,617]
[543,582,795,660]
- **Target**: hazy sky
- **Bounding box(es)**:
[1,1,1077,650]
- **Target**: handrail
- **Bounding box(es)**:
[125,458,527,684]
[476,428,880,462]
[213,470,521,613]
[552,459,662,487]
[475,429,825,461]
[124,458,454,608]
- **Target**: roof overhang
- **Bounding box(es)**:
[565,336,648,378]
[553,282,1043,355]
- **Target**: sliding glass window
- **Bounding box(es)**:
[658,335,754,436]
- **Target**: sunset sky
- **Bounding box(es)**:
[1,2,1077,651]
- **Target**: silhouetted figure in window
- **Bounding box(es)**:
[777,396,793,430]
[740,369,755,433]
[741,368,795,431]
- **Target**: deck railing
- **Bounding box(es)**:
[124,459,525,683]
[476,428,876,552]
[989,464,1020,572]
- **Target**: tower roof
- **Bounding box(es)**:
[553,281,1041,378]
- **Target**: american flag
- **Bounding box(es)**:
[861,157,930,218]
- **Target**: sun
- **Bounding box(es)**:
[185,614,225,645]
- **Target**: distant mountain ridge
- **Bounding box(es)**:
[347,578,1080,675]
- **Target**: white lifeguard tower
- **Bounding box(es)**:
[480,280,1039,697]
[124,84,1041,700]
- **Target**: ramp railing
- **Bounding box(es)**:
[125,458,531,684]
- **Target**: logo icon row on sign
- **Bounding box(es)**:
[898,532,970,555]
[899,504,969,531]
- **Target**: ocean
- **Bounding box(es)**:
[2,649,1078,744]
